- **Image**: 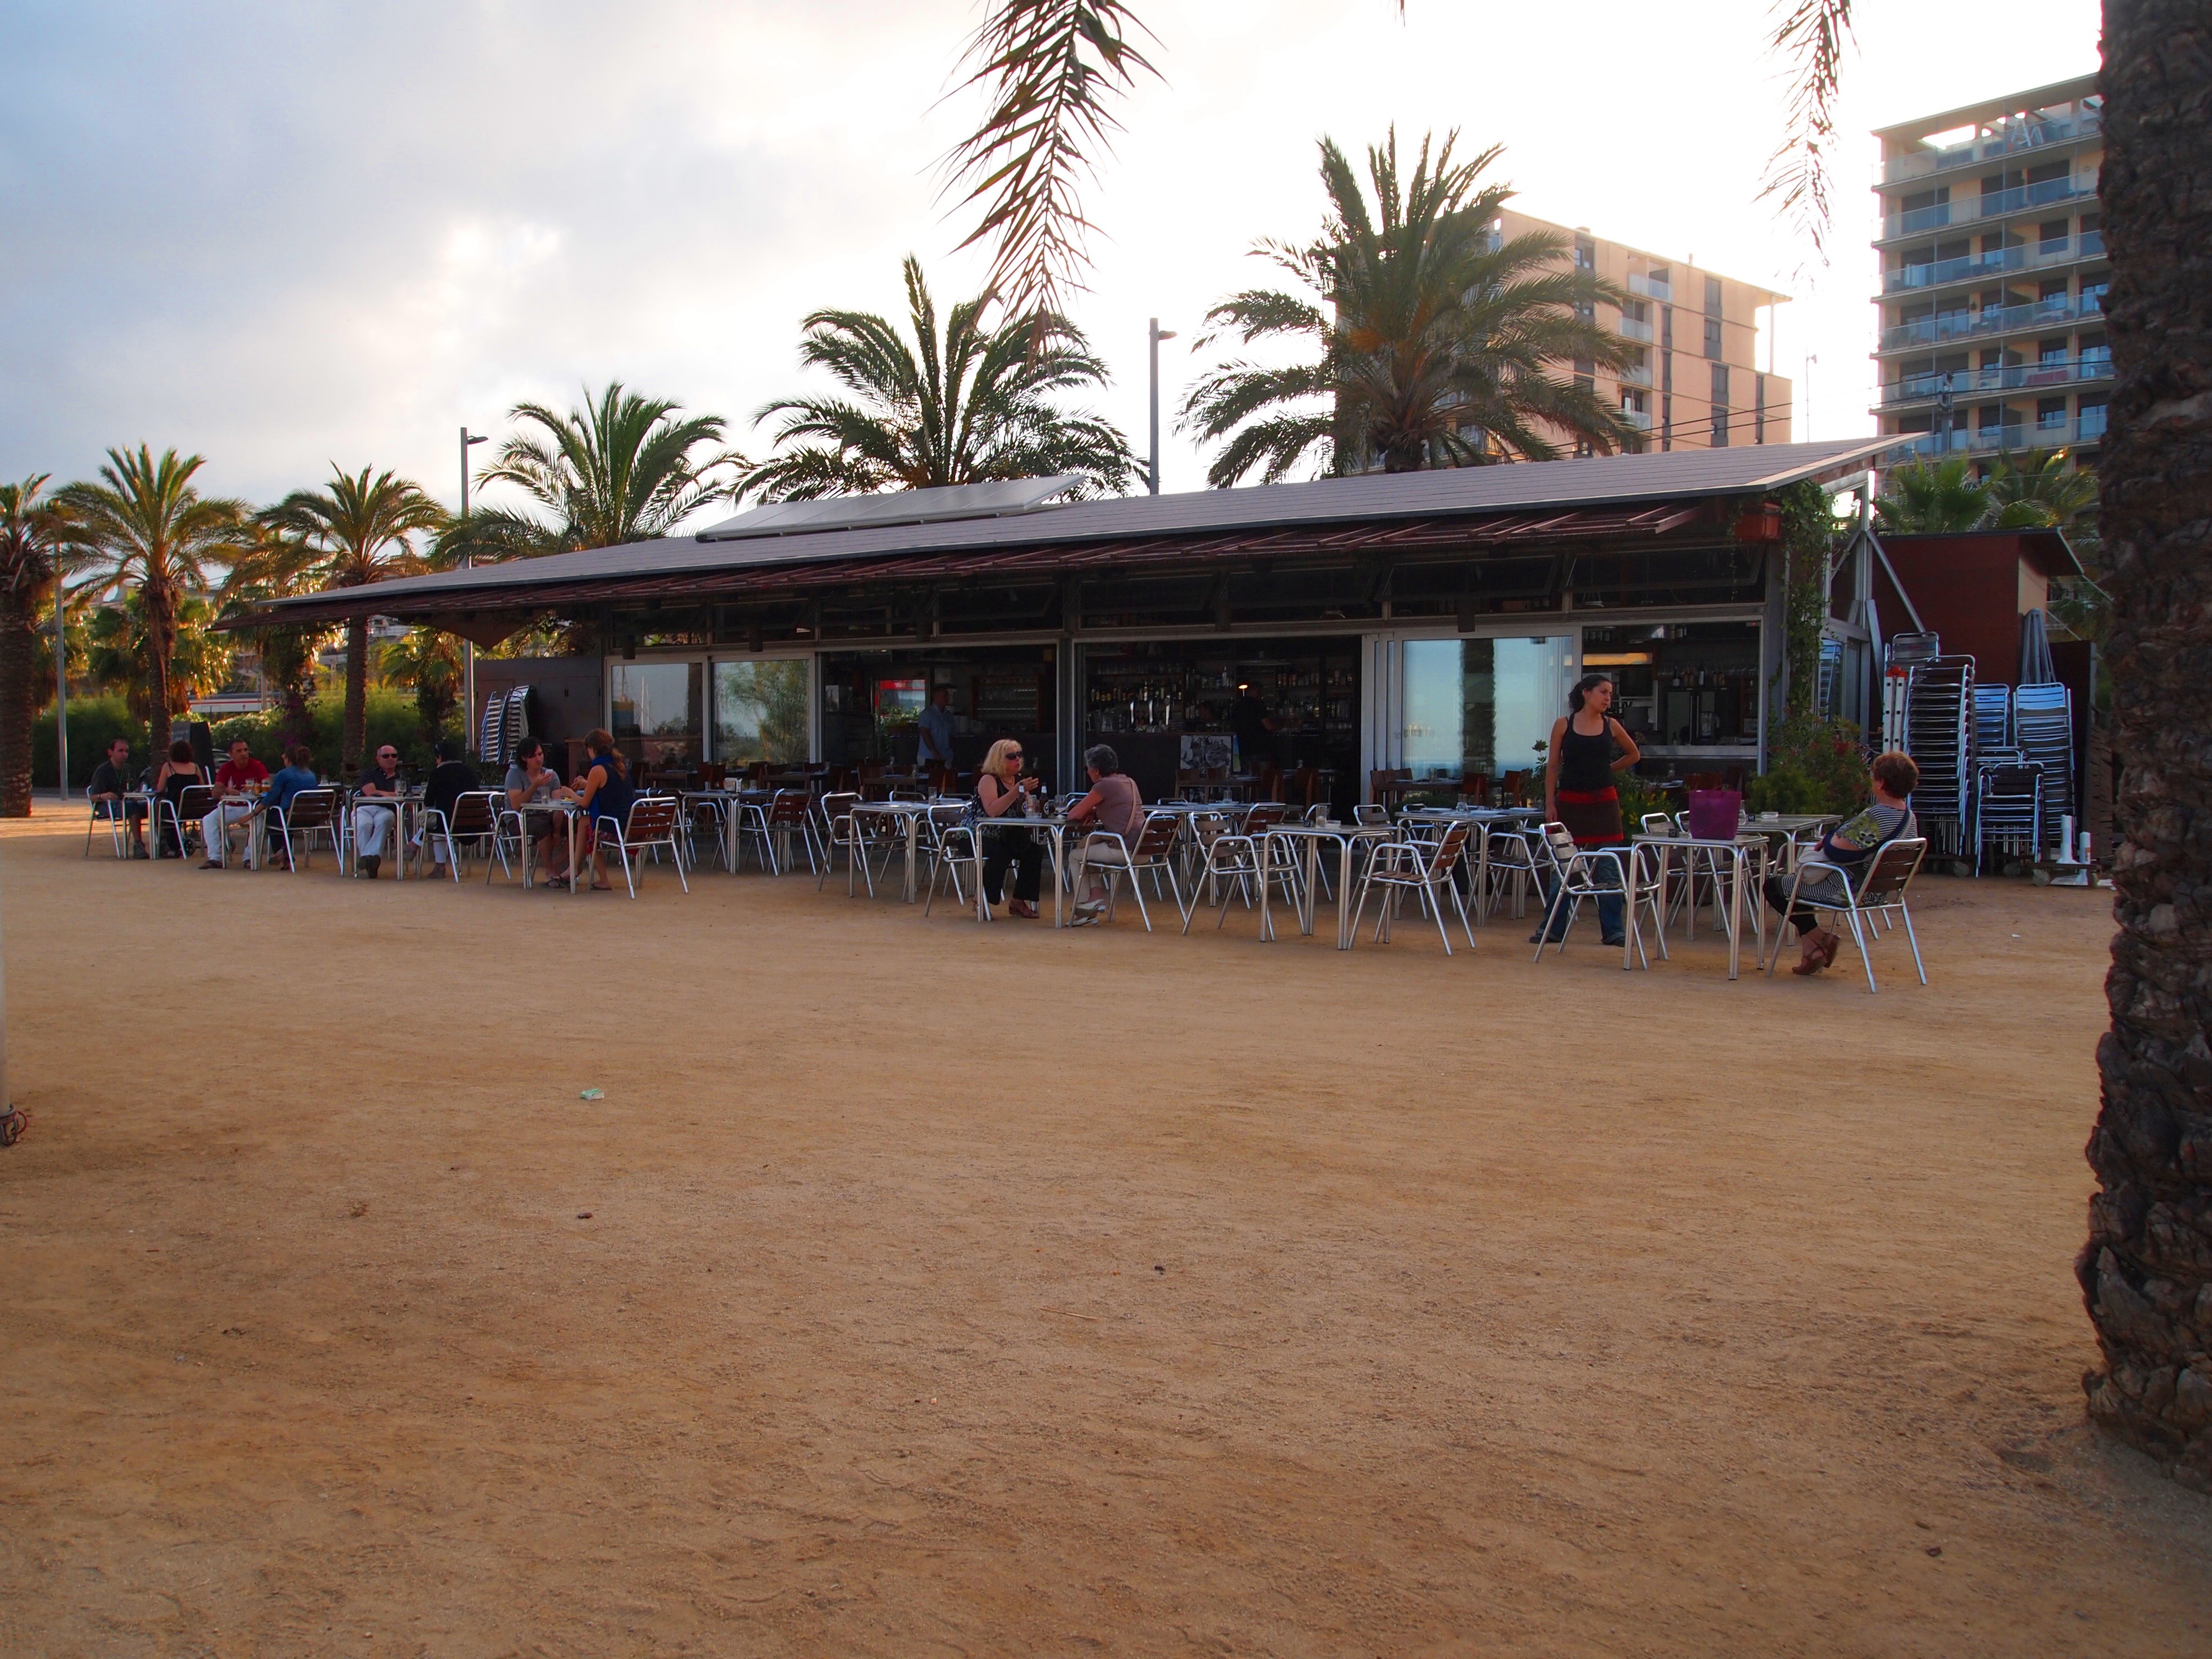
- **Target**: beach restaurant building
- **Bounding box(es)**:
[247,442,1889,806]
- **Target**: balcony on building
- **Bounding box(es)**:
[1878,101,2101,188]
[1626,272,1673,302]
[1879,356,2113,407]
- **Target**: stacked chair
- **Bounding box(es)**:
[1904,655,1976,859]
[2015,682,2075,849]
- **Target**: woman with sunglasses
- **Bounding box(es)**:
[974,737,1045,918]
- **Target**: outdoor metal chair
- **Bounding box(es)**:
[156,784,221,861]
[1084,811,1188,932]
[1531,821,1658,967]
[85,782,131,859]
[1352,803,1390,828]
[921,803,981,917]
[815,791,876,895]
[422,791,509,883]
[739,788,818,876]
[1352,820,1476,955]
[599,795,689,898]
[1476,823,1543,922]
[1189,814,1303,935]
[685,791,733,872]
[1763,836,1929,993]
[268,788,341,872]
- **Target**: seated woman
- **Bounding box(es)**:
[152,740,202,859]
[568,729,636,893]
[973,738,1045,919]
[1764,750,1920,976]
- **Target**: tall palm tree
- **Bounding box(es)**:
[217,521,333,751]
[0,476,76,815]
[263,467,445,771]
[1871,458,1994,534]
[57,447,249,761]
[2075,0,2212,1487]
[85,593,229,724]
[746,255,1136,500]
[1182,131,1633,486]
[455,382,742,561]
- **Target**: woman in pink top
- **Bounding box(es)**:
[1066,743,1146,923]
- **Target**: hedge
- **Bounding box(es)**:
[35,690,460,789]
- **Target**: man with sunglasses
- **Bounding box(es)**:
[352,744,405,878]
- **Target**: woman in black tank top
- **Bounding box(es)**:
[1536,673,1641,945]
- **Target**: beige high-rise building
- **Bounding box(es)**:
[1495,208,1792,454]
[1870,75,2107,461]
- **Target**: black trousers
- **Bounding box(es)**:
[982,830,1042,905]
[1763,873,1823,939]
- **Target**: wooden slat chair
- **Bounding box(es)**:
[422,790,509,883]
[599,795,688,898]
[1082,811,1188,933]
[1353,821,1477,955]
[156,783,221,861]
[269,788,341,872]
[1763,837,1929,993]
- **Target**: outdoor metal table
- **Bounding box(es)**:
[971,814,1074,926]
[1259,822,1400,949]
[1626,833,1771,980]
[512,798,583,895]
[678,787,764,872]
[206,787,269,869]
[850,800,930,901]
[1740,814,1843,873]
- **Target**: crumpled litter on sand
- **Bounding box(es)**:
[579,1088,605,1101]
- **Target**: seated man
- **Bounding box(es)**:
[1064,743,1146,925]
[1764,749,1920,977]
[87,735,148,857]
[351,743,405,878]
[504,738,571,881]
[200,737,270,868]
[417,738,482,871]
[257,744,321,868]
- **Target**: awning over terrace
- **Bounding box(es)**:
[226,439,1892,631]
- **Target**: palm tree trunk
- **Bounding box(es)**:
[2076,0,2212,1489]
[144,582,176,765]
[342,614,368,773]
[0,593,33,816]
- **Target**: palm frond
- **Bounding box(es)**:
[1757,0,1855,266]
[940,1,1160,328]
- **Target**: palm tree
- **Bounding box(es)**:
[263,467,445,771]
[377,625,465,748]
[2075,0,2212,1486]
[57,447,249,760]
[0,476,76,815]
[217,521,334,751]
[1871,458,1994,534]
[1182,132,1633,486]
[85,593,229,724]
[746,255,1136,500]
[1984,449,2099,532]
[455,382,742,562]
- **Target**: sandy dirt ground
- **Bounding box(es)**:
[2,812,2208,1657]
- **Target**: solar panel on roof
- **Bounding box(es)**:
[697,476,1081,541]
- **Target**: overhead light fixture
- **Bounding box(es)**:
[1582,651,1652,667]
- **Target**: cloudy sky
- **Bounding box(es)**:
[1,0,2099,520]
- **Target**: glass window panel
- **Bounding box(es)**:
[712,659,809,765]
[1400,637,1572,778]
[608,662,702,766]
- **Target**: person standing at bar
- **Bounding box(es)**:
[916,685,958,781]
[1537,673,1640,946]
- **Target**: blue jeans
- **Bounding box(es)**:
[1536,853,1624,943]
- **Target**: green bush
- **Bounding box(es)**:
[36,687,458,789]
[1749,715,1869,816]
[33,697,142,789]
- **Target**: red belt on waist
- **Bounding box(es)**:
[1555,787,1618,804]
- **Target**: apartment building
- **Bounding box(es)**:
[1871,75,2108,462]
[1496,209,1791,455]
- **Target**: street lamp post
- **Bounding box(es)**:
[52,579,67,809]
[1148,318,1177,496]
[459,427,489,755]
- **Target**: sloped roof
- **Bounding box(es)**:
[240,438,1888,624]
